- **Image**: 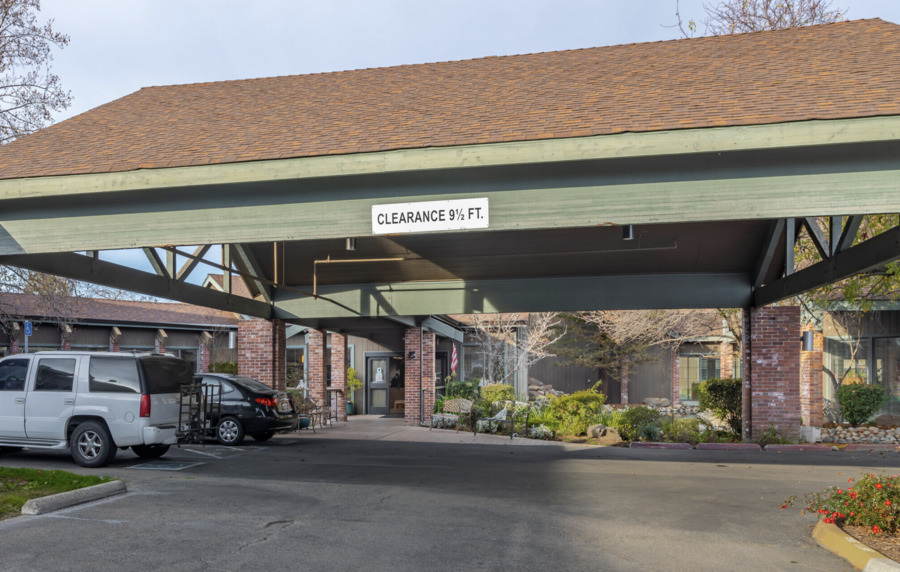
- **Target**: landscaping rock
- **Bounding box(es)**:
[874,414,900,427]
[643,397,671,407]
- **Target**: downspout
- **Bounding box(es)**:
[420,325,424,424]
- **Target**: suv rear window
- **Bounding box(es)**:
[139,356,193,394]
[89,357,141,393]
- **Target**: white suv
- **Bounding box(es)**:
[0,352,192,467]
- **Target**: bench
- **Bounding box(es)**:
[432,398,473,432]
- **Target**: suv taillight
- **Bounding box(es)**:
[255,397,276,407]
[140,394,151,417]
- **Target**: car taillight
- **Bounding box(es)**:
[255,397,276,407]
[140,394,151,417]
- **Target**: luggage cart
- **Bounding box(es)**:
[177,379,221,444]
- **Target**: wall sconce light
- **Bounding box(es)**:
[345,238,357,251]
[801,331,815,352]
[407,350,416,359]
[622,225,634,240]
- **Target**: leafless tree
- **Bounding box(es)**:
[466,312,564,388]
[670,0,846,38]
[0,0,71,144]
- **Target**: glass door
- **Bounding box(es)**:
[367,357,390,415]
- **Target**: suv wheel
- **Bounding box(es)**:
[216,417,245,446]
[70,421,117,468]
[132,444,170,459]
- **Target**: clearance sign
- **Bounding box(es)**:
[372,198,489,235]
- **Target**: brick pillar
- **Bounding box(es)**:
[741,309,752,442]
[744,306,801,441]
[237,318,286,389]
[307,329,326,406]
[198,343,211,374]
[671,350,680,406]
[800,324,824,427]
[404,328,421,425]
[61,336,71,351]
[10,336,19,355]
[422,331,436,423]
[330,333,348,421]
[719,342,735,379]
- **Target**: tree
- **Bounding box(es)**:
[465,313,564,391]
[672,0,846,38]
[0,0,71,144]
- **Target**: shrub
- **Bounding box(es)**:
[785,473,900,536]
[615,406,661,442]
[209,361,238,374]
[481,383,516,403]
[596,407,624,430]
[446,379,480,400]
[433,395,446,414]
[754,424,795,446]
[836,383,886,426]
[528,424,554,440]
[547,389,606,436]
[697,378,742,437]
[661,417,702,445]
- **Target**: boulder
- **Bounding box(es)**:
[643,397,671,408]
[874,414,900,427]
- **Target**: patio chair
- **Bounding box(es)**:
[475,403,531,439]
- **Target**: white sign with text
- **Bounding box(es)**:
[372,198,489,234]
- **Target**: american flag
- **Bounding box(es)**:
[451,344,458,374]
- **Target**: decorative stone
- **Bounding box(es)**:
[643,397,671,407]
[874,414,900,427]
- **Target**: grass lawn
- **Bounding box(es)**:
[0,467,113,520]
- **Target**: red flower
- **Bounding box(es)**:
[887,501,892,506]
[781,504,787,509]
[873,525,882,534]
[877,484,883,489]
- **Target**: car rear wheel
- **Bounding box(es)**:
[251,431,275,442]
[70,421,117,468]
[132,444,170,459]
[216,417,245,446]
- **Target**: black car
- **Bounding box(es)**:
[200,374,297,445]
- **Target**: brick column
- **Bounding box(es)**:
[237,318,286,389]
[307,329,326,406]
[800,324,824,427]
[10,336,19,355]
[744,306,801,441]
[198,343,211,374]
[719,342,735,379]
[422,331,436,422]
[330,333,348,421]
[671,350,680,406]
[404,328,421,424]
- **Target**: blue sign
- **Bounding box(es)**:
[24,321,32,337]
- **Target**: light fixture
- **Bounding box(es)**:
[345,238,357,251]
[622,225,634,240]
[801,331,815,352]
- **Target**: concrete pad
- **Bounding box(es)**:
[21,480,126,515]
[812,520,900,571]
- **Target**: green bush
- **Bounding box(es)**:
[615,406,661,442]
[433,395,446,414]
[546,389,606,436]
[480,383,515,403]
[754,424,795,446]
[446,379,480,400]
[209,361,238,374]
[836,383,886,426]
[785,473,900,535]
[661,417,702,445]
[697,378,742,437]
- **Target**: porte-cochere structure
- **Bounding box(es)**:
[1,19,900,439]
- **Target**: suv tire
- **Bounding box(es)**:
[132,444,170,459]
[70,421,117,468]
[216,417,245,446]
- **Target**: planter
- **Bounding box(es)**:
[298,417,311,429]
[347,402,355,415]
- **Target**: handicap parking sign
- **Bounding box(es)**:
[24,321,32,336]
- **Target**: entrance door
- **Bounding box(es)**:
[367,357,390,415]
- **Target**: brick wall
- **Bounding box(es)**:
[719,342,735,379]
[746,306,801,440]
[403,328,436,425]
[671,350,680,406]
[331,333,348,421]
[198,343,211,374]
[237,318,286,389]
[800,324,824,427]
[307,329,326,405]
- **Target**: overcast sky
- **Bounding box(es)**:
[32,0,900,283]
[42,0,900,122]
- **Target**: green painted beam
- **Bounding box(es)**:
[2,116,899,201]
[0,252,276,319]
[753,224,900,307]
[273,273,751,318]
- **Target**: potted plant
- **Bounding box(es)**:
[346,367,363,415]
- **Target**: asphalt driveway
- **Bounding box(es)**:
[1,416,895,571]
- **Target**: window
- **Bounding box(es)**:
[679,354,720,402]
[34,358,76,392]
[89,357,141,393]
[823,338,871,402]
[0,359,29,391]
[873,337,900,416]
[139,356,193,394]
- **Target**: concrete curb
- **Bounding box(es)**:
[812,520,900,571]
[628,442,692,449]
[21,480,127,515]
[696,442,762,451]
[764,444,834,452]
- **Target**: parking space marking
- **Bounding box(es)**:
[130,460,206,471]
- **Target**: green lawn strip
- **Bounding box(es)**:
[0,467,114,520]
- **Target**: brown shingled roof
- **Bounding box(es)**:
[1,19,899,180]
[0,292,240,328]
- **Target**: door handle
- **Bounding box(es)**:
[14,398,24,404]
[64,399,75,405]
